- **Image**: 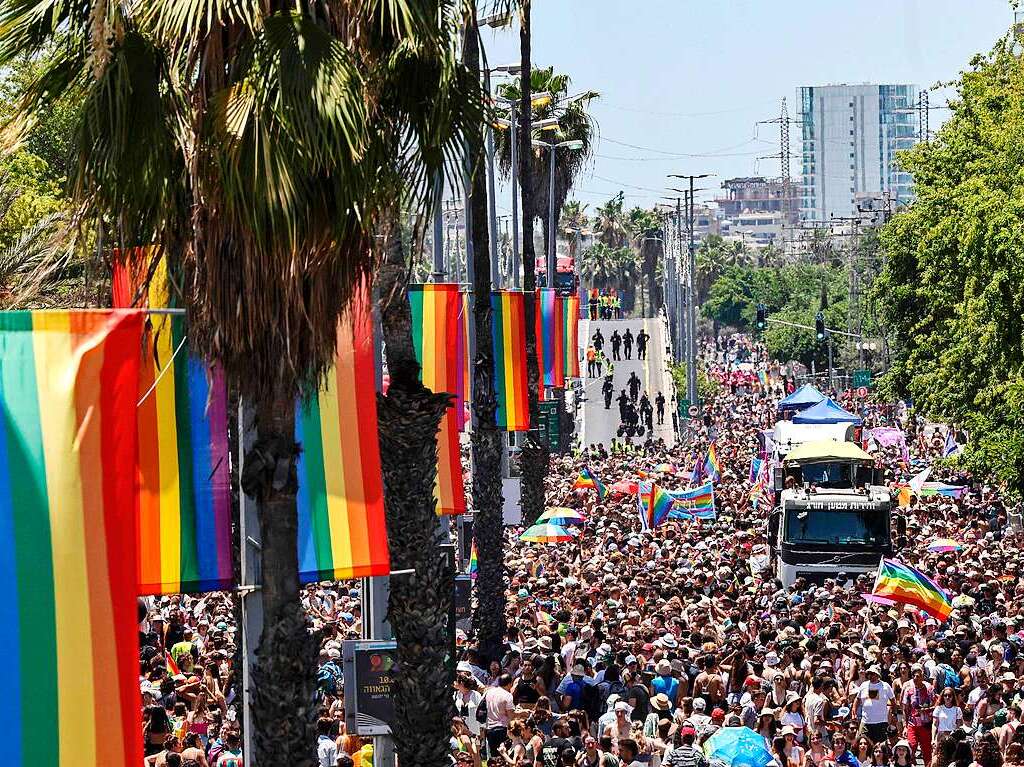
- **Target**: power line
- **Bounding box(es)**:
[599,100,775,119]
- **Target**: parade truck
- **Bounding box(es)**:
[767,440,904,587]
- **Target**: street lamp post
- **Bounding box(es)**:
[533,138,584,290]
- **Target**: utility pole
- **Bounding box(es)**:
[484,67,500,288]
[669,173,711,406]
[432,175,445,280]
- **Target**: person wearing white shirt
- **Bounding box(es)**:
[854,666,895,744]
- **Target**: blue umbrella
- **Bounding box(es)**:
[704,726,774,767]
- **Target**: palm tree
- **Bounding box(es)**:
[0,2,477,763]
[612,245,640,314]
[514,0,548,527]
[580,242,618,293]
[493,66,597,280]
[462,6,505,665]
[695,234,729,304]
[594,192,630,249]
[560,200,588,262]
[628,207,662,318]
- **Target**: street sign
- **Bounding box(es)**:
[852,369,872,389]
[857,386,868,398]
[687,404,700,418]
[537,399,563,453]
[343,640,398,735]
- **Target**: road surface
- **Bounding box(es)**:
[576,316,677,449]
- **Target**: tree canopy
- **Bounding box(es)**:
[873,38,1024,497]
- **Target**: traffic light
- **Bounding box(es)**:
[815,312,826,341]
[755,303,767,331]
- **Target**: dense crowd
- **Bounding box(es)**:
[448,335,1024,767]
[134,332,1024,767]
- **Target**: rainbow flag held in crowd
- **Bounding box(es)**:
[645,484,675,529]
[573,467,608,500]
[409,283,466,514]
[748,457,764,484]
[668,482,716,520]
[536,289,565,390]
[112,253,233,595]
[296,287,391,582]
[872,558,953,622]
[750,460,776,510]
[491,291,529,431]
[0,310,145,767]
[165,650,181,677]
[562,295,580,378]
[468,540,478,580]
[637,480,653,517]
[704,442,722,483]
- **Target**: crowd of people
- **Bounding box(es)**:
[133,329,1024,767]
[447,334,1024,767]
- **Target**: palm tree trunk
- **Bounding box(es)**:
[376,213,455,767]
[463,9,506,663]
[519,0,549,527]
[244,393,317,767]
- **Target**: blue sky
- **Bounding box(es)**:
[482,0,1012,214]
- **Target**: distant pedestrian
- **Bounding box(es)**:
[610,330,622,361]
[637,328,650,360]
[628,372,641,404]
[586,346,597,378]
[655,391,666,425]
[623,329,634,360]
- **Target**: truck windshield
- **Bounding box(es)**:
[798,461,852,488]
[784,509,889,546]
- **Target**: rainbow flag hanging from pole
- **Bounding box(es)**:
[0,310,145,767]
[409,284,466,514]
[491,290,529,431]
[704,441,722,483]
[562,295,580,378]
[455,291,472,431]
[296,286,391,581]
[468,539,478,579]
[872,558,952,621]
[113,254,233,594]
[536,289,565,391]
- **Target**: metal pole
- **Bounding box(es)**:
[686,180,697,405]
[547,143,556,288]
[510,103,521,289]
[432,174,445,280]
[827,334,835,395]
[238,403,262,765]
[484,69,500,289]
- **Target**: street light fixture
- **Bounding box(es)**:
[533,139,586,286]
[478,11,513,27]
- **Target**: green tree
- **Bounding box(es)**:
[628,206,662,318]
[493,66,597,280]
[0,2,479,764]
[873,38,1024,497]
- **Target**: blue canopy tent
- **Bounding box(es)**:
[777,383,825,412]
[792,397,862,425]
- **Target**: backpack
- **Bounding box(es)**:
[935,663,961,692]
[317,661,343,696]
[599,680,627,712]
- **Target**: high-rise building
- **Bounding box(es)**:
[798,83,918,221]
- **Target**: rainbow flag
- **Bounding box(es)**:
[491,291,529,431]
[536,610,555,624]
[165,649,181,677]
[637,480,653,517]
[748,457,764,484]
[562,295,580,378]
[455,291,472,431]
[704,441,722,483]
[668,482,716,520]
[0,310,144,767]
[872,558,952,622]
[296,287,391,581]
[409,284,466,514]
[468,539,478,580]
[536,289,565,390]
[573,467,607,500]
[112,255,233,595]
[645,484,675,529]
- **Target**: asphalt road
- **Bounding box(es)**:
[576,317,677,449]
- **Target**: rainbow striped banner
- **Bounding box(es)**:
[296,287,390,582]
[645,484,675,529]
[536,289,565,392]
[113,255,233,594]
[562,295,580,378]
[409,284,466,515]
[873,558,952,621]
[491,290,529,431]
[0,311,145,767]
[455,291,472,431]
[668,482,716,520]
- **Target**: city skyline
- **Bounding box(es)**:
[483,0,1011,213]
